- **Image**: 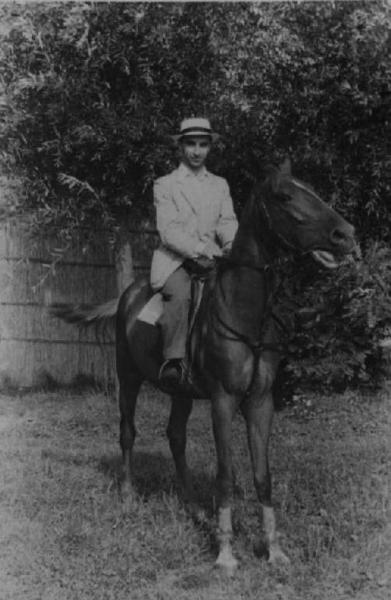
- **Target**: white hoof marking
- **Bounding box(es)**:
[215,551,238,577]
[268,545,290,567]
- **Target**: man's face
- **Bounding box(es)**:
[180,136,211,170]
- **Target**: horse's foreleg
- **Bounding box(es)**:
[212,392,239,575]
[242,391,290,566]
[166,395,197,509]
[119,371,142,507]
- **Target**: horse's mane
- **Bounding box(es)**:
[244,163,281,213]
[259,163,287,195]
[260,163,280,180]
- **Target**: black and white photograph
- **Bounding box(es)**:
[0,1,390,598]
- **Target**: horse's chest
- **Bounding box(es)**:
[204,344,255,395]
[202,340,278,397]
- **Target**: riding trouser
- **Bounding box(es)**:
[159,267,191,360]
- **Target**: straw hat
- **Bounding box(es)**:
[171,117,220,143]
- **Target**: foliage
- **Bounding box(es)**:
[281,243,391,391]
[1,1,391,243]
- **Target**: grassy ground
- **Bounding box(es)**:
[0,385,390,600]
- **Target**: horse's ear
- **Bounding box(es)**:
[279,157,292,176]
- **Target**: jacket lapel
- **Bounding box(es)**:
[174,167,205,214]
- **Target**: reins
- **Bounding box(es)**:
[209,256,291,398]
[211,258,289,355]
[209,194,298,353]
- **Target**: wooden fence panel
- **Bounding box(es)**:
[0,221,156,388]
[0,260,117,304]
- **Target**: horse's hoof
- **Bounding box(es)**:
[215,553,239,577]
[268,545,290,567]
[120,481,135,512]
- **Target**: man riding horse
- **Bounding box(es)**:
[52,131,358,574]
[153,117,238,388]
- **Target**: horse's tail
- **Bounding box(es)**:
[50,297,119,329]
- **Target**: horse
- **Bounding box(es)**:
[52,159,357,575]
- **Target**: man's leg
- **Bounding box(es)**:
[158,267,191,385]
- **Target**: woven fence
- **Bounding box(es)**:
[0,221,157,389]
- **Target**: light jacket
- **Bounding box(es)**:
[150,163,238,290]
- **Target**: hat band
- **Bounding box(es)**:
[179,126,213,136]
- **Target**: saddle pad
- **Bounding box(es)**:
[137,293,164,325]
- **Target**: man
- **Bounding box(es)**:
[151,117,238,387]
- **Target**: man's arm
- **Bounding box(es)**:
[216,179,238,251]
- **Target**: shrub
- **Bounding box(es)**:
[278,243,391,392]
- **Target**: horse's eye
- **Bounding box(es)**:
[279,193,291,202]
[289,207,306,223]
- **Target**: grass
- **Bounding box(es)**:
[0,385,390,600]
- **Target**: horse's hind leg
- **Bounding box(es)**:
[166,395,203,519]
[119,369,143,507]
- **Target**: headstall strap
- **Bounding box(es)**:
[261,200,298,252]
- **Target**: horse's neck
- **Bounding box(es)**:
[216,209,275,334]
[230,194,278,267]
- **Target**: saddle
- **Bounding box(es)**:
[137,264,208,331]
[137,259,214,393]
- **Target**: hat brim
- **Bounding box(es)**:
[171,132,220,143]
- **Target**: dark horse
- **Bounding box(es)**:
[53,160,357,574]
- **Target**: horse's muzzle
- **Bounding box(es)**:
[329,222,356,251]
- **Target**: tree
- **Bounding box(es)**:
[1,1,390,239]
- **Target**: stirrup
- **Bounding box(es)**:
[158,358,187,388]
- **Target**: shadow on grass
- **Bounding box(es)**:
[98,449,219,553]
[98,450,216,509]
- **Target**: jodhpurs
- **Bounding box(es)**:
[159,267,192,360]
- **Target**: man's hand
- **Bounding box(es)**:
[194,256,215,271]
[184,256,215,275]
[200,240,223,260]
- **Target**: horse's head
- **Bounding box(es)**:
[259,159,358,268]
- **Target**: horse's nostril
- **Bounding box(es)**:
[330,228,347,245]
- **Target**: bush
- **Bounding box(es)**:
[278,243,391,391]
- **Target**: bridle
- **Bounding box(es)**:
[260,196,299,253]
[208,255,290,398]
[210,196,303,355]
